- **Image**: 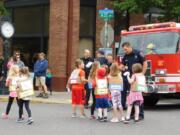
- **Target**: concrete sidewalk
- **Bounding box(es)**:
[0,91,72,104]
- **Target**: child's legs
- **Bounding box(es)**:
[24,100,32,118]
[18,99,24,119]
[91,89,96,116]
[98,108,103,118]
[72,104,77,114]
[126,105,133,119]
[5,97,14,115]
[134,102,140,120]
[112,92,120,119]
[80,105,85,115]
[103,108,107,117]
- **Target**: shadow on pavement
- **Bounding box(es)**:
[145,104,180,111]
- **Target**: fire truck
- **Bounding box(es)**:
[118,22,180,106]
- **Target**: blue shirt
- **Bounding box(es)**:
[34,59,48,77]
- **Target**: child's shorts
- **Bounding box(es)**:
[96,98,109,109]
[72,87,85,105]
[111,90,122,109]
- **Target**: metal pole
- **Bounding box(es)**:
[3,39,10,60]
[105,20,108,47]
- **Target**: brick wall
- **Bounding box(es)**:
[48,0,80,91]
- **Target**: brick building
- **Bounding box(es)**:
[1,0,146,91]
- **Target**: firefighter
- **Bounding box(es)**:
[120,42,147,120]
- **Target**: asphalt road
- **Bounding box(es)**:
[0,99,180,135]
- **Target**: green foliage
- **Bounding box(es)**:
[113,0,180,21]
[0,1,9,17]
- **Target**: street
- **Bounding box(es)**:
[0,99,180,135]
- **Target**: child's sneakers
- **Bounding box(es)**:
[121,117,125,122]
[79,114,86,119]
[110,118,119,123]
[123,118,131,124]
[103,117,108,122]
[26,117,34,125]
[90,115,96,120]
[2,113,8,119]
[97,117,104,122]
[71,113,77,118]
[17,118,24,123]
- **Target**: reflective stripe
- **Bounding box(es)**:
[155,77,180,82]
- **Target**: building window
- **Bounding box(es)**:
[8,4,49,70]
[79,6,96,57]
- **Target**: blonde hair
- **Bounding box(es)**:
[20,67,30,77]
[89,61,100,79]
[110,63,120,76]
[132,63,143,73]
[8,65,19,77]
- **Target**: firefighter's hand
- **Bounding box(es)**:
[123,71,130,77]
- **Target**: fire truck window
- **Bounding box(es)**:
[118,32,179,55]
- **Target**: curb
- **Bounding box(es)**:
[0,96,71,105]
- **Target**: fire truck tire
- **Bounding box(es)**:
[144,95,159,106]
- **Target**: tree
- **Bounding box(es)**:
[113,0,180,22]
[0,1,9,17]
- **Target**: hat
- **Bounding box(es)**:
[97,68,106,78]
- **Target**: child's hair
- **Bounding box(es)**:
[75,59,83,68]
[8,65,19,76]
[20,67,30,77]
[132,63,143,73]
[89,61,100,79]
[110,62,120,76]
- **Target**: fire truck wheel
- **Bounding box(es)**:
[144,95,159,106]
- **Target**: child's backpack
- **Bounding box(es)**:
[108,74,123,91]
[69,69,82,84]
[133,74,147,92]
[95,78,109,95]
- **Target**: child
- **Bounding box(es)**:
[93,67,109,122]
[7,57,14,70]
[124,63,145,123]
[2,65,21,119]
[67,59,87,118]
[108,63,125,123]
[88,61,100,119]
[17,67,34,125]
[46,68,53,95]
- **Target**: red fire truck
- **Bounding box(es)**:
[118,22,180,106]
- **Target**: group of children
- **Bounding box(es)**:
[1,65,34,125]
[67,59,146,123]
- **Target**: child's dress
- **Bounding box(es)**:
[127,74,145,106]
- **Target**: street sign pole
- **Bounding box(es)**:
[98,8,114,48]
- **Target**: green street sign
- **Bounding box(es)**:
[99,8,114,21]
